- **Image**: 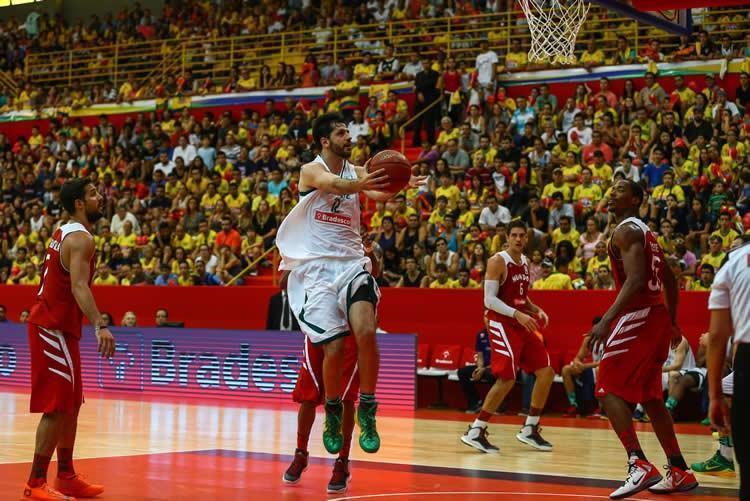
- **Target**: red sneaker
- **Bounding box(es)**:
[20,483,76,501]
[54,475,104,498]
[610,458,662,499]
[562,405,578,417]
[648,465,698,494]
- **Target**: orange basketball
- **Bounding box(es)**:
[367,150,412,194]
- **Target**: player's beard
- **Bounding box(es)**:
[86,206,104,224]
[330,141,352,159]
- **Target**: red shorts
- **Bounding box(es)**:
[28,323,83,414]
[292,335,359,405]
[487,312,551,380]
[595,304,671,404]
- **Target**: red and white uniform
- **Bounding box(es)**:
[487,251,550,380]
[596,216,671,404]
[292,335,359,405]
[27,222,94,413]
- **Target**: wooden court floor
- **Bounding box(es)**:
[0,391,740,500]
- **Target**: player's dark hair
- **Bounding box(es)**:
[312,112,346,148]
[627,180,644,206]
[508,219,527,233]
[60,177,91,214]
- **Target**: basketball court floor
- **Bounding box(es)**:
[0,391,739,500]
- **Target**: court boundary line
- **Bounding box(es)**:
[190,449,738,498]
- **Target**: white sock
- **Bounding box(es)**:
[472,419,488,429]
[524,415,540,427]
[635,403,644,413]
[719,438,734,462]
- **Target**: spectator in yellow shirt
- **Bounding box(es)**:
[452,268,480,289]
[429,263,454,289]
[651,171,686,207]
[13,263,40,285]
[436,116,460,147]
[435,173,461,210]
[354,52,377,82]
[171,224,194,252]
[224,182,250,212]
[177,262,195,286]
[532,258,573,290]
[688,264,714,291]
[701,235,726,271]
[428,196,450,231]
[369,201,393,229]
[93,265,119,286]
[580,39,606,68]
[573,167,603,216]
[504,39,528,71]
[710,212,739,250]
[561,151,582,189]
[117,221,138,249]
[551,216,580,250]
[542,168,573,203]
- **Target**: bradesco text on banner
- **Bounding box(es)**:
[0,324,417,410]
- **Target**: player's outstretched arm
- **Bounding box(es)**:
[355,164,428,202]
[300,161,389,196]
[589,225,645,346]
[67,232,116,358]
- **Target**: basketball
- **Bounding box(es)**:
[367,150,412,194]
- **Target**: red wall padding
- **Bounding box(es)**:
[0,286,711,355]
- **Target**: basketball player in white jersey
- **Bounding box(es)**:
[707,237,750,498]
[276,112,424,456]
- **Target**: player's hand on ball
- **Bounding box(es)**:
[514,311,539,333]
[96,327,116,358]
[709,397,731,435]
[358,167,390,191]
[408,165,428,188]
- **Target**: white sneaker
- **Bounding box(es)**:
[515,424,553,451]
[460,425,499,454]
[649,465,698,494]
[609,458,662,499]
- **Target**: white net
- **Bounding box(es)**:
[517,0,590,65]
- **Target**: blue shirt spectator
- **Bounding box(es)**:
[642,149,670,188]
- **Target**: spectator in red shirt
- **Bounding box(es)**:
[582,131,614,165]
[215,216,241,254]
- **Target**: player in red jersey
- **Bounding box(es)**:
[22,178,115,501]
[589,180,697,499]
[461,219,555,453]
[283,334,359,494]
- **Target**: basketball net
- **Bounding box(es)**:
[518,0,590,65]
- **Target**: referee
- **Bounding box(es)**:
[707,238,750,500]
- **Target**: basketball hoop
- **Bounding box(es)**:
[518,0,590,65]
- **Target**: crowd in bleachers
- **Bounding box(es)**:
[1,1,750,289]
[1,1,750,111]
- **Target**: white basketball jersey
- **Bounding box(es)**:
[276,155,364,270]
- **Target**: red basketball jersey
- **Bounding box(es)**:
[497,251,530,326]
[608,217,665,310]
[28,222,95,338]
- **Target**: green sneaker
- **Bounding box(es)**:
[323,400,344,454]
[357,401,380,453]
[700,417,711,426]
[691,450,735,477]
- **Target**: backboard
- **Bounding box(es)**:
[590,0,691,35]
